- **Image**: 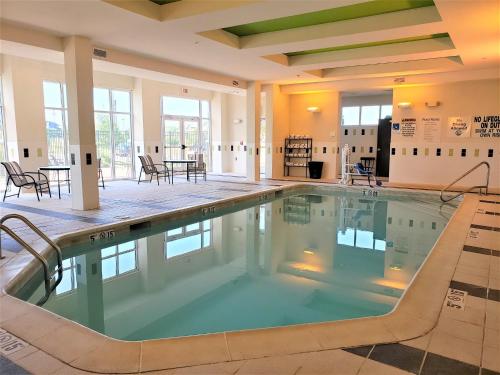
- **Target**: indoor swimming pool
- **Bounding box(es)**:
[13,188,457,341]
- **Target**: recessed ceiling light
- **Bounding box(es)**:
[296,74,301,78]
[194,41,200,45]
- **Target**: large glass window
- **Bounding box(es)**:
[162,97,211,170]
[337,228,385,251]
[55,257,77,295]
[165,220,212,259]
[341,105,393,126]
[43,81,69,165]
[94,88,134,179]
[0,78,7,190]
[100,241,138,280]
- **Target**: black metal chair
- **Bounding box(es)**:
[137,155,170,185]
[97,158,105,189]
[1,161,51,202]
[351,157,379,188]
[187,154,207,181]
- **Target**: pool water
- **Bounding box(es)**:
[16,189,456,340]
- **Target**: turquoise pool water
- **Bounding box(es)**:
[16,189,456,340]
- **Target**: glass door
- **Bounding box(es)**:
[163,119,182,160]
[113,113,133,179]
[183,119,200,158]
[94,88,134,180]
[95,112,113,179]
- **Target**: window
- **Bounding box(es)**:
[94,88,134,179]
[43,81,69,165]
[0,78,8,190]
[337,227,386,251]
[341,106,360,126]
[162,97,211,170]
[55,257,78,295]
[380,105,393,119]
[360,106,380,125]
[100,241,138,280]
[165,220,212,259]
[342,104,393,126]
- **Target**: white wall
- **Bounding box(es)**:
[390,79,500,190]
[288,91,340,179]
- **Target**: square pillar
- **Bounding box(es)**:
[246,81,261,181]
[64,36,99,210]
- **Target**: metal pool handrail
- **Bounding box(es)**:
[0,214,63,305]
[440,161,490,203]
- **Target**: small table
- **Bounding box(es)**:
[163,160,197,184]
[38,166,71,199]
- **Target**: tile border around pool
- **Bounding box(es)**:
[0,188,477,374]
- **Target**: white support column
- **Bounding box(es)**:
[246,81,261,181]
[64,36,99,210]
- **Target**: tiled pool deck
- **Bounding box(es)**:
[0,177,499,375]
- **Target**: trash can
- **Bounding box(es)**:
[308,161,324,179]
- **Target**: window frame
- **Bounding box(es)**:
[93,87,135,180]
[161,96,212,170]
[164,220,212,260]
[100,240,139,281]
[0,77,8,192]
[43,80,70,166]
[341,104,393,127]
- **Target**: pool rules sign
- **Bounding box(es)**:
[472,115,500,138]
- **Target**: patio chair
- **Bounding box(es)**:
[98,158,105,189]
[187,154,207,181]
[137,155,170,185]
[1,161,51,202]
[351,157,381,188]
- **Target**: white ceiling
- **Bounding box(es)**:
[0,0,499,90]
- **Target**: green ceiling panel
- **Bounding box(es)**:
[223,0,435,37]
[285,33,450,57]
[149,0,181,5]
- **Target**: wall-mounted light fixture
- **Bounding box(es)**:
[307,106,321,113]
[425,101,441,108]
[397,102,412,109]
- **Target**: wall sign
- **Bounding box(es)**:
[448,116,471,138]
[401,118,417,137]
[422,117,441,143]
[392,123,400,133]
[471,115,500,138]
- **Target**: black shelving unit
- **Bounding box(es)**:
[283,195,311,225]
[284,137,312,177]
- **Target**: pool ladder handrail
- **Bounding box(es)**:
[440,161,490,203]
[0,214,63,305]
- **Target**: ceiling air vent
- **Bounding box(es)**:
[93,48,107,58]
[232,80,239,87]
[394,77,405,84]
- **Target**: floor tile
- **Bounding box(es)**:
[428,330,482,366]
[0,356,30,375]
[368,343,424,374]
[358,358,414,375]
[453,271,489,288]
[435,318,484,343]
[489,289,500,303]
[482,346,500,373]
[481,368,500,375]
[342,345,373,357]
[420,352,479,375]
[484,328,500,349]
[400,332,433,351]
[449,280,487,298]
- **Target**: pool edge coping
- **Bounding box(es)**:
[0,186,475,374]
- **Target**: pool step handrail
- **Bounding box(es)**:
[0,214,63,305]
[440,161,490,203]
